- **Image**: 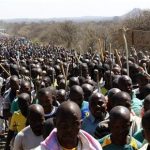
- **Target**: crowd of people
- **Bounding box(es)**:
[0,36,149,150]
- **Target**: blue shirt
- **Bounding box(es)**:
[131,91,143,116]
[81,101,89,119]
[82,113,98,137]
[82,112,109,137]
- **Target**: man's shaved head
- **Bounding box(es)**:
[56,101,81,120]
[108,88,121,100]
[55,101,82,149]
[69,85,84,108]
[28,104,45,116]
[112,91,131,111]
[110,106,130,122]
[28,104,45,136]
[109,106,131,145]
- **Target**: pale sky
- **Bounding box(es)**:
[0,0,150,19]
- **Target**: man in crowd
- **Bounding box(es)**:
[35,101,102,150]
[13,104,45,150]
[99,106,142,150]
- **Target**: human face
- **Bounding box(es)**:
[18,98,30,114]
[56,92,66,104]
[39,93,53,114]
[56,112,81,149]
[115,97,131,112]
[69,94,83,108]
[110,118,131,140]
[120,79,132,94]
[90,97,107,120]
[10,79,19,93]
[20,83,31,94]
[29,112,45,136]
[113,67,121,75]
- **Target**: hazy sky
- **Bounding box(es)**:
[0,0,149,19]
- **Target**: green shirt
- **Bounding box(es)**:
[133,129,144,144]
[99,134,142,150]
[131,91,143,116]
[11,98,19,113]
[11,98,38,113]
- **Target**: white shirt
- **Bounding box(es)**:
[13,126,44,150]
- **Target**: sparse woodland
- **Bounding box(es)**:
[1,9,150,52]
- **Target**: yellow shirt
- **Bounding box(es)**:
[62,147,77,150]
[62,145,77,150]
[9,110,27,132]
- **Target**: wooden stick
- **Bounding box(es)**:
[144,71,150,79]
[114,49,122,67]
[109,43,111,59]
[60,62,66,79]
[60,62,68,90]
[91,52,96,60]
[94,69,100,92]
[98,38,104,62]
[0,63,10,77]
[143,63,148,74]
[109,43,113,88]
[122,27,129,76]
[75,51,80,63]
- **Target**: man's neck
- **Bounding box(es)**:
[59,138,78,150]
[111,134,130,146]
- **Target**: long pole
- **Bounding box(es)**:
[0,63,10,77]
[98,38,104,62]
[122,27,129,76]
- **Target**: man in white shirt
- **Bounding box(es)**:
[13,104,45,150]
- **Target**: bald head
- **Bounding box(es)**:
[89,92,106,103]
[110,106,130,122]
[89,92,107,120]
[108,88,121,100]
[112,91,131,110]
[18,93,30,102]
[10,75,19,82]
[20,80,31,93]
[56,101,81,120]
[69,85,84,107]
[82,83,93,100]
[28,104,45,136]
[55,101,82,148]
[118,75,132,94]
[69,77,79,87]
[28,104,44,116]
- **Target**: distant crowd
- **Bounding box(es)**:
[0,37,149,150]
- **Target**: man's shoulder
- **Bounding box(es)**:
[34,145,46,150]
[12,97,18,103]
[3,88,11,97]
[82,101,89,106]
[98,134,111,145]
[13,110,22,116]
[17,126,31,136]
[12,110,25,120]
[139,143,149,150]
[82,114,94,129]
[13,110,21,116]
